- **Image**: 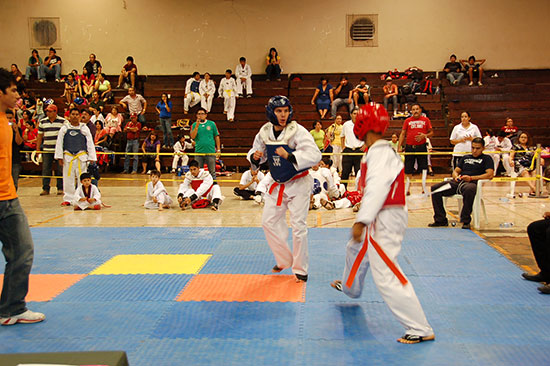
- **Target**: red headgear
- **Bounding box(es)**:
[353,103,390,140]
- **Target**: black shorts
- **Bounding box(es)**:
[404,144,428,174]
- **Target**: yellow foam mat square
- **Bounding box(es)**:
[90,254,211,275]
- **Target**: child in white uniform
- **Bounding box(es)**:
[184,72,201,113]
[177,160,223,211]
[199,73,216,113]
[309,162,340,210]
[218,69,237,122]
[144,170,173,211]
[235,57,253,97]
[73,172,101,210]
[171,135,194,173]
[331,104,434,344]
[247,96,321,282]
[54,107,96,206]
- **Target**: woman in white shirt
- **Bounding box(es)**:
[199,72,216,113]
[449,111,482,169]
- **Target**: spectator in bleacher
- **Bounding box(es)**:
[443,54,464,86]
[383,77,398,117]
[89,91,104,115]
[24,49,42,81]
[84,53,102,77]
[36,104,65,195]
[510,132,538,196]
[94,73,112,103]
[79,67,95,99]
[17,90,35,121]
[496,130,513,176]
[190,107,221,181]
[218,69,237,122]
[120,87,147,125]
[90,106,105,128]
[310,121,325,151]
[234,168,265,200]
[199,73,216,113]
[22,119,38,152]
[116,56,138,89]
[141,130,162,174]
[331,76,354,119]
[501,117,519,142]
[19,109,34,133]
[484,129,499,172]
[62,73,78,105]
[311,77,333,119]
[428,137,494,229]
[10,65,23,90]
[105,106,123,138]
[522,213,550,294]
[235,57,253,98]
[460,55,485,86]
[398,103,434,195]
[122,113,141,174]
[449,111,482,169]
[352,77,370,106]
[155,93,174,149]
[38,47,62,83]
[184,72,201,114]
[94,120,109,147]
[326,114,344,172]
[265,47,282,81]
[340,108,363,189]
[80,108,96,141]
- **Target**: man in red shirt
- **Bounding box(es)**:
[0,67,45,325]
[397,104,433,195]
[116,56,138,89]
[122,113,142,174]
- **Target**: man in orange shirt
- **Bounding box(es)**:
[0,68,45,325]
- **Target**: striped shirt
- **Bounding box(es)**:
[38,116,66,151]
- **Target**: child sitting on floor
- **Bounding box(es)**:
[144,170,173,211]
[177,160,223,211]
[73,172,102,210]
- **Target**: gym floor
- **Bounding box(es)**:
[0,174,548,365]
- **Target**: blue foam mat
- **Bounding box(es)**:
[0,226,547,366]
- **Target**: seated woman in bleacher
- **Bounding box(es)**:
[510,132,539,196]
[265,47,282,81]
[310,77,333,119]
[79,67,95,99]
[141,130,162,174]
[104,106,124,139]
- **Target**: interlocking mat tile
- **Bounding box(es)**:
[89,254,211,275]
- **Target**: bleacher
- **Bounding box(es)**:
[22,69,550,173]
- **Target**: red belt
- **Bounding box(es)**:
[345,223,408,288]
[268,171,309,206]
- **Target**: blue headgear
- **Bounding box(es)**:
[265,95,293,126]
[312,178,322,195]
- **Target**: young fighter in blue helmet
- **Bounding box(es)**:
[330,103,434,344]
[248,96,321,282]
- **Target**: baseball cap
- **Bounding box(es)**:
[46,104,58,112]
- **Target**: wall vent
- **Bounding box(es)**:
[347,14,378,47]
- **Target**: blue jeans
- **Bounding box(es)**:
[384,95,398,112]
[0,198,34,317]
[124,139,139,173]
[446,72,464,85]
[160,117,174,147]
[39,64,61,81]
[331,98,354,119]
[194,154,216,181]
[25,66,39,81]
[41,152,63,192]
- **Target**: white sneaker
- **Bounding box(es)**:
[1,309,45,325]
[477,81,483,86]
[468,81,474,86]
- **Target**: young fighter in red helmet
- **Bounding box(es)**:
[331,103,435,344]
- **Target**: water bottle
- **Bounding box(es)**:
[177,167,182,177]
[499,222,514,228]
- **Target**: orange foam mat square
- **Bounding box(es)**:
[176,274,306,303]
[0,274,87,302]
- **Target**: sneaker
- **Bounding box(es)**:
[211,202,219,211]
[295,273,308,282]
[522,272,550,282]
[468,81,474,86]
[428,221,448,227]
[462,223,471,230]
[171,169,176,173]
[538,284,550,294]
[122,170,129,174]
[246,94,252,98]
[272,265,283,273]
[477,81,483,86]
[38,79,46,83]
[55,79,61,82]
[238,94,244,98]
[131,171,137,174]
[60,201,71,207]
[39,190,50,196]
[331,280,343,292]
[146,170,151,175]
[0,309,45,326]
